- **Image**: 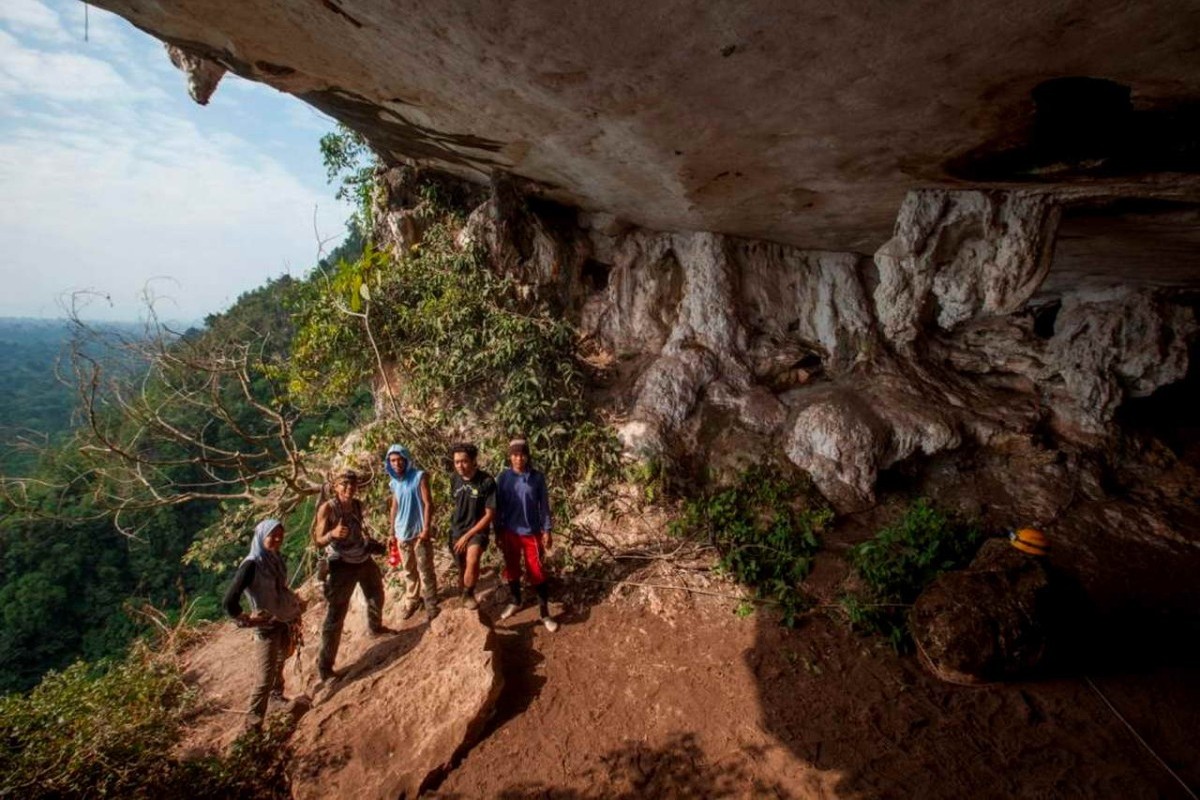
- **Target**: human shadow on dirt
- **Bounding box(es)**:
[435,732,795,799]
[320,624,426,704]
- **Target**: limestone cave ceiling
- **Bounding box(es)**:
[95,0,1200,254]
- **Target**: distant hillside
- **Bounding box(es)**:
[0,319,77,475]
[0,318,155,475]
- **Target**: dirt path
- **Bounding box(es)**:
[432,584,1199,799]
[178,558,1199,798]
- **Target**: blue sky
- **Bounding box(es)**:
[0,0,352,322]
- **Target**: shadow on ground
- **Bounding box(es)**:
[436,732,793,799]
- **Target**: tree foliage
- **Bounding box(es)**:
[287,206,622,534]
[0,638,294,799]
[318,124,379,242]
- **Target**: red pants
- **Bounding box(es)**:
[499,529,546,586]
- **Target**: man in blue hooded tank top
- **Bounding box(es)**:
[385,444,439,621]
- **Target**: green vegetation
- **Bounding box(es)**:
[287,205,621,535]
[0,268,373,693]
[670,464,833,626]
[0,639,293,799]
[0,319,116,475]
[841,498,983,649]
[318,124,378,241]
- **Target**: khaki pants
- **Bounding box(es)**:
[248,623,290,726]
[398,537,438,608]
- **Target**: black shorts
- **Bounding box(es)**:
[449,530,489,562]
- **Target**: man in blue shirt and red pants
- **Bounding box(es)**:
[496,437,558,631]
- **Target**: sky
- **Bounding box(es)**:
[0,0,353,322]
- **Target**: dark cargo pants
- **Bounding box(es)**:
[317,558,385,676]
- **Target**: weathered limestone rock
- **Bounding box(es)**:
[583,231,684,358]
[737,244,874,369]
[288,606,501,800]
[1045,288,1196,434]
[97,1,1200,252]
[874,191,1060,347]
[783,376,962,512]
[581,224,881,456]
[165,44,226,105]
[911,539,1054,685]
[784,388,887,512]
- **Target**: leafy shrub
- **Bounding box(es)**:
[842,498,983,649]
[670,464,832,626]
[287,212,622,534]
[0,640,294,799]
[0,642,191,798]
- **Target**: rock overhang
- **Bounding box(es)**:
[94,0,1200,253]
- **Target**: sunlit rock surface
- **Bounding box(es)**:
[95,0,1200,623]
[94,0,1200,252]
[289,606,501,800]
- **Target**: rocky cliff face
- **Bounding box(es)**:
[93,0,1200,250]
[95,1,1200,613]
[439,176,1196,514]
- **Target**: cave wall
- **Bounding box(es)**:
[391,175,1195,513]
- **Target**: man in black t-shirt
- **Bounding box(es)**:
[448,442,496,610]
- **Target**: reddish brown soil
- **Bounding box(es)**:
[178,533,1200,799]
[430,575,1199,799]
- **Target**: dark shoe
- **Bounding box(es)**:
[317,668,341,684]
[462,593,479,611]
[426,604,441,622]
[270,689,288,703]
[400,599,423,620]
[370,626,400,638]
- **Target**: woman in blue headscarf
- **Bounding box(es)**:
[223,518,305,729]
[385,444,438,621]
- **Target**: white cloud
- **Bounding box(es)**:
[0,28,159,102]
[0,0,69,43]
[0,105,347,320]
[0,3,350,321]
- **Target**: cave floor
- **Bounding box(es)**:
[432,564,1199,799]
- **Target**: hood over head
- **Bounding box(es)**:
[385,444,417,481]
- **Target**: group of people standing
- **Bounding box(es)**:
[223,437,556,728]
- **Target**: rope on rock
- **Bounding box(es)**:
[1084,675,1198,800]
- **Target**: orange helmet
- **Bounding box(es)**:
[1009,528,1049,556]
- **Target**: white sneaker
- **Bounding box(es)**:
[499,602,520,620]
[541,616,560,633]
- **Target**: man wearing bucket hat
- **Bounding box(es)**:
[311,468,394,683]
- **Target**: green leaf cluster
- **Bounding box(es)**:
[287,212,622,531]
[842,498,983,649]
[318,124,379,241]
[0,641,293,799]
[670,464,832,626]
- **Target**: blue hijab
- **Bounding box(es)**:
[385,444,425,541]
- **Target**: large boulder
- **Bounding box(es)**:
[288,605,502,799]
[911,539,1054,685]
